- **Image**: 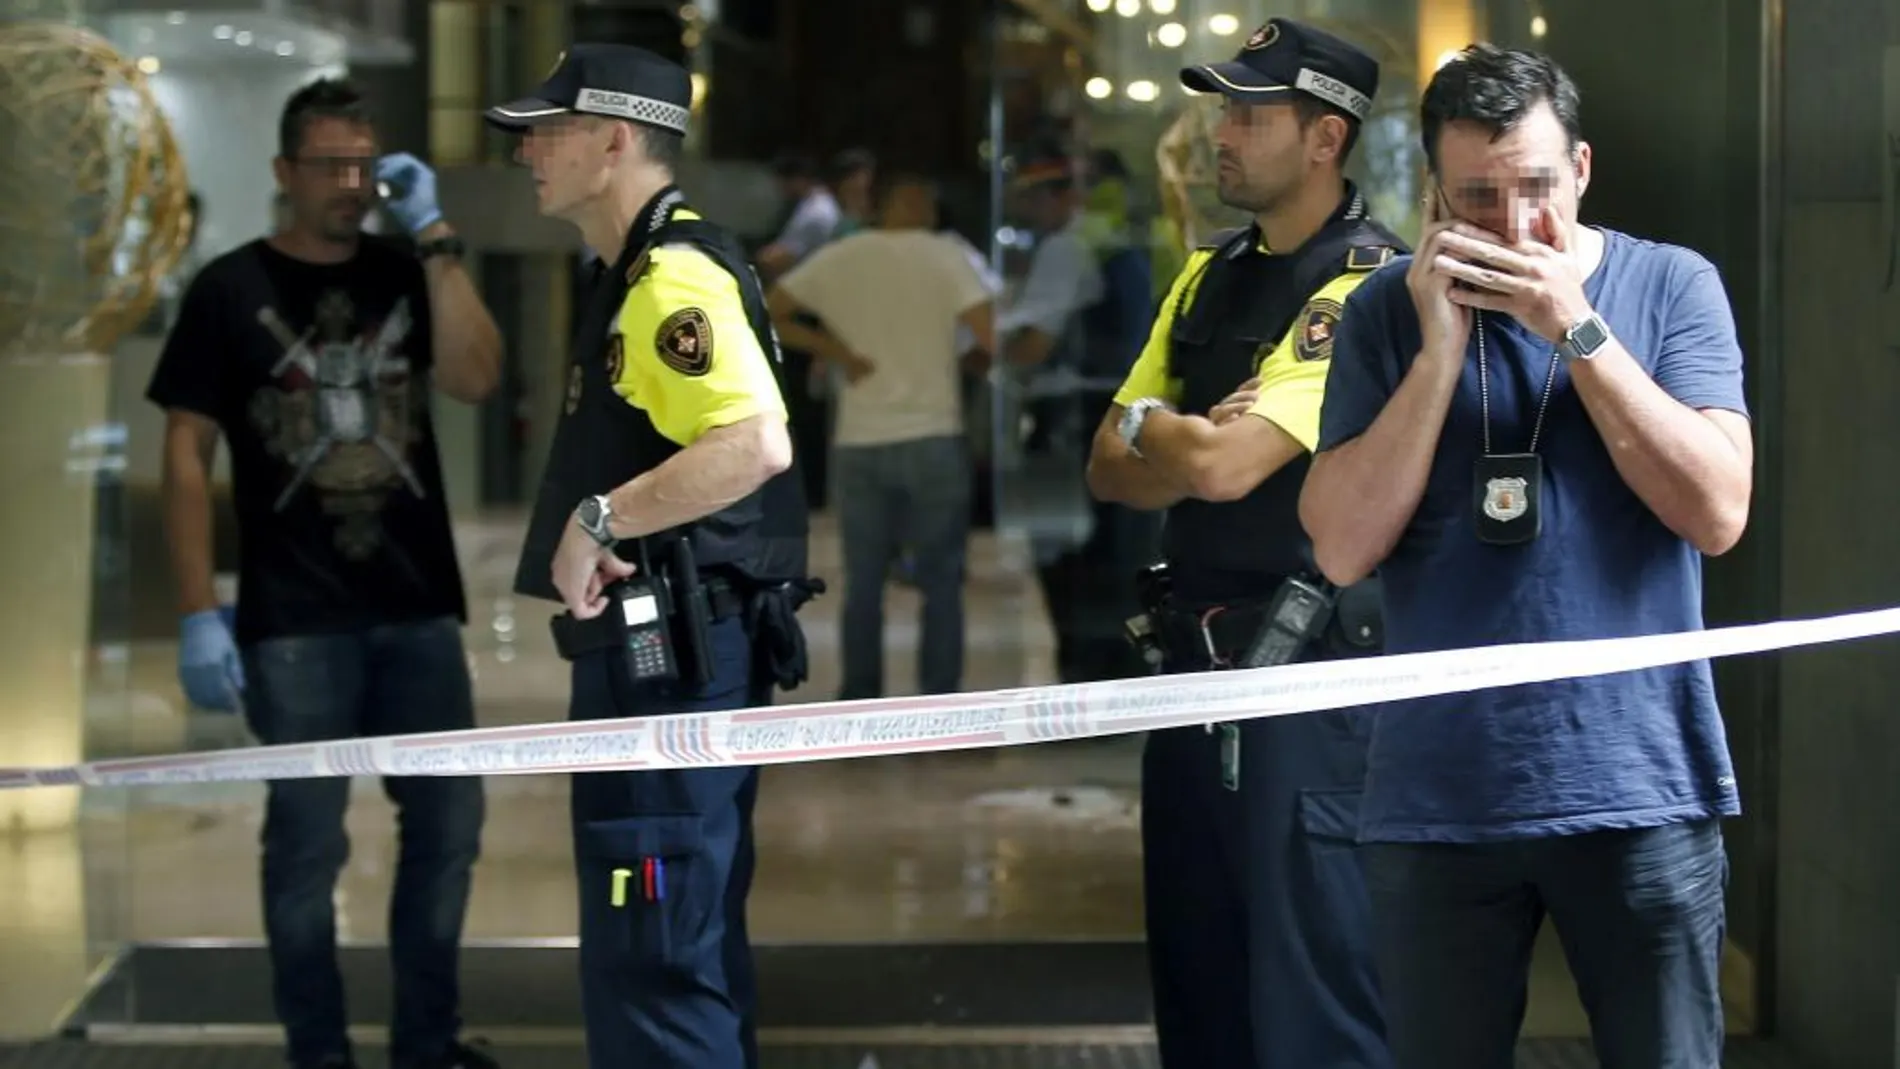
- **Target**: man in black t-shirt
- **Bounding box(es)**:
[146,79,504,1069]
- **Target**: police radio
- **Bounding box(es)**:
[614,540,679,683]
[1240,575,1337,669]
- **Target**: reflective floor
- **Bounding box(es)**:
[0,510,1678,1044]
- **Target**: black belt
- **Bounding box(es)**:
[1155,600,1271,670]
[550,575,744,660]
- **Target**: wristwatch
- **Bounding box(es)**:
[1556,312,1611,363]
[574,494,617,546]
[1118,397,1171,458]
[416,235,465,262]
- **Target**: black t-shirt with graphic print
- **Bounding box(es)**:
[147,236,468,646]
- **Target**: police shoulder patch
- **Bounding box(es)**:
[1294,297,1344,362]
[655,307,713,377]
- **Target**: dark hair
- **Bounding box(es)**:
[1290,96,1361,164]
[639,126,684,169]
[1420,43,1581,173]
[828,147,876,185]
[278,78,372,159]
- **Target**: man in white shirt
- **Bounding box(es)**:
[767,173,997,698]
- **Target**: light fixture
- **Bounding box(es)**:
[1530,15,1548,37]
[1207,13,1240,36]
[276,40,295,57]
[166,10,185,24]
[1114,0,1141,16]
[212,23,233,39]
[1149,0,1176,12]
[1085,76,1112,99]
[1086,0,1111,11]
[234,29,254,46]
[136,55,160,75]
[1126,79,1159,102]
[1156,21,1186,47]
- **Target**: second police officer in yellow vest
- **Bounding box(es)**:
[1086,19,1402,1069]
[486,44,821,1069]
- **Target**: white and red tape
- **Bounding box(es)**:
[5,606,1899,791]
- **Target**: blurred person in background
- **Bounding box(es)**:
[768,171,996,699]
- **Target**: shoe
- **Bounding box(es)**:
[392,1039,501,1069]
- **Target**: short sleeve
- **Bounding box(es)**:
[1246,271,1371,452]
[999,231,1099,336]
[1653,257,1749,417]
[145,268,231,421]
[1110,250,1210,409]
[775,238,851,322]
[1315,264,1404,453]
[613,246,788,447]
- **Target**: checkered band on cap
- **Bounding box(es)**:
[576,88,689,133]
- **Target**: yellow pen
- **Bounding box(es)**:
[611,867,632,908]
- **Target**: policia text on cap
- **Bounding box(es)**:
[1084,19,1402,1069]
[486,44,822,1069]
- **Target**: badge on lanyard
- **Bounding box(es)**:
[1472,311,1560,547]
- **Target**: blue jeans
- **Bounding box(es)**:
[240,616,485,1067]
[1362,819,1728,1069]
[832,434,971,698]
[568,617,762,1069]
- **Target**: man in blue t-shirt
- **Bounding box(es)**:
[1299,44,1754,1069]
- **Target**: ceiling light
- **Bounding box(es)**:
[276,41,295,56]
[212,23,232,39]
[234,30,254,45]
[1115,0,1141,16]
[1085,76,1112,99]
[1156,21,1186,47]
[1150,0,1176,12]
[1126,80,1159,102]
[1086,0,1110,11]
[166,10,185,24]
[1530,15,1548,37]
[136,55,160,75]
[1207,13,1240,36]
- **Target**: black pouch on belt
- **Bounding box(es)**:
[743,577,827,691]
[664,536,717,689]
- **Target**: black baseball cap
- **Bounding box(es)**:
[485,43,692,135]
[1180,18,1379,121]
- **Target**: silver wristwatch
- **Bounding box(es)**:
[574,494,616,546]
[1556,312,1611,363]
[1118,397,1171,458]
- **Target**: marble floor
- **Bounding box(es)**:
[0,510,1680,1042]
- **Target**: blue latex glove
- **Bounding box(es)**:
[179,606,245,713]
[374,152,443,235]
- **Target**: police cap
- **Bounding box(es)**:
[1179,18,1379,122]
[485,43,692,135]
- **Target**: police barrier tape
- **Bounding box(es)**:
[4,606,1900,792]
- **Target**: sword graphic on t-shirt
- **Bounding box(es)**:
[255,301,425,511]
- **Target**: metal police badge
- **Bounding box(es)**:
[1483,476,1528,521]
[1244,22,1279,50]
[656,307,713,377]
[1294,298,1342,362]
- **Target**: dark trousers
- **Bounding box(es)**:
[1363,819,1728,1069]
[568,617,762,1069]
[239,616,484,1067]
[1141,694,1391,1068]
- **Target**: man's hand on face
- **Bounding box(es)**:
[1429,203,1595,343]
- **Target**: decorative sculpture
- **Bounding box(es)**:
[0,20,192,357]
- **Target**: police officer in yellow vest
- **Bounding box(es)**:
[1084,20,1401,1069]
[485,44,819,1069]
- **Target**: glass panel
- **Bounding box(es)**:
[428,0,482,166]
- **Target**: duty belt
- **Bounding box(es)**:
[550,574,744,661]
